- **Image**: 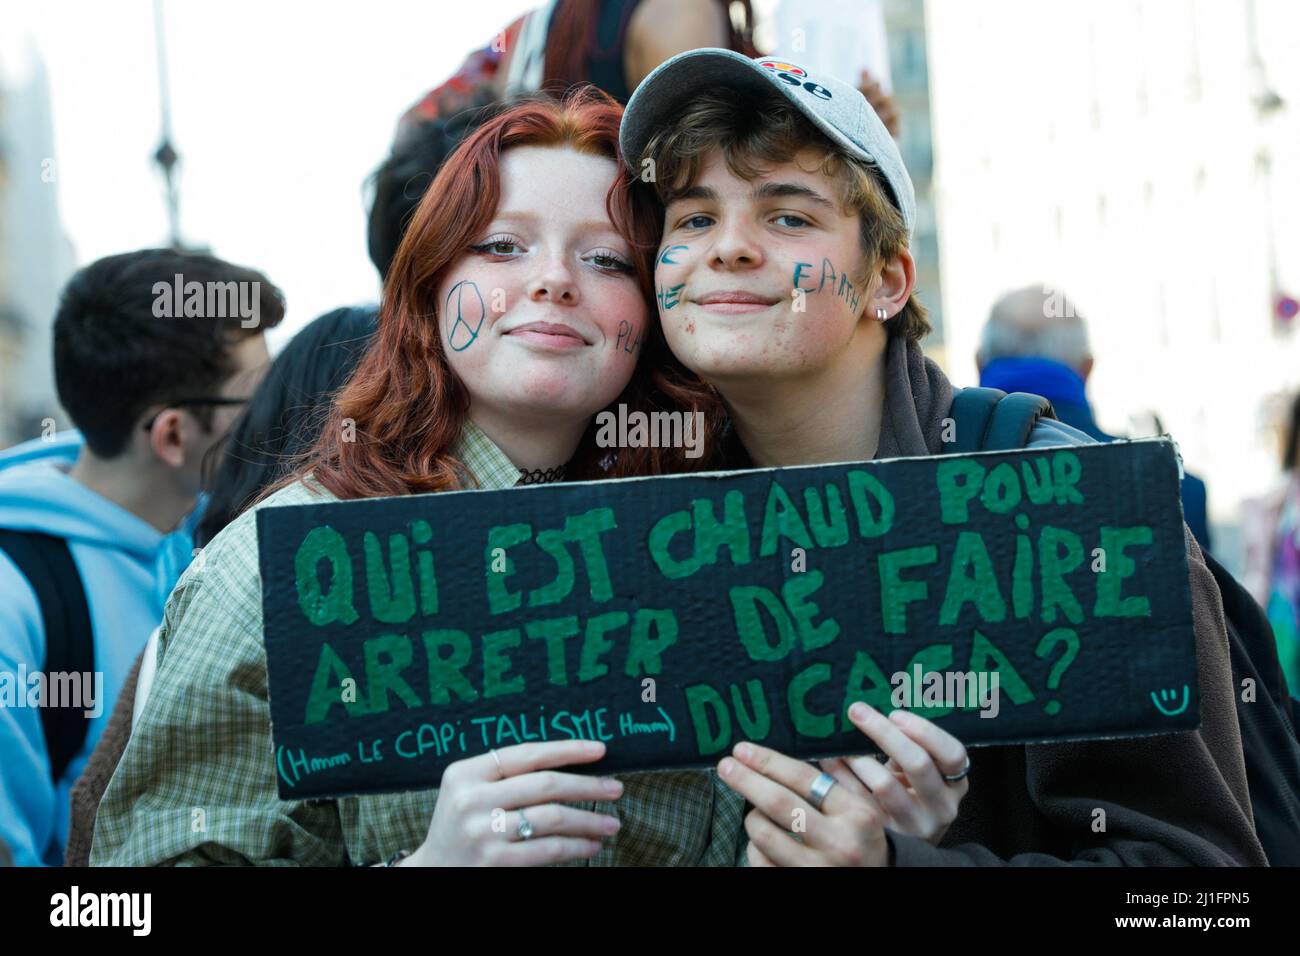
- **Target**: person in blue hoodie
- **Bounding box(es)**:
[0,248,284,865]
[976,285,1213,554]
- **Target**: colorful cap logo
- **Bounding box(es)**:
[759,60,807,78]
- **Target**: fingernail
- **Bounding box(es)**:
[718,758,735,778]
[850,702,871,720]
[603,777,623,795]
[889,709,911,724]
[603,817,621,834]
[584,740,604,754]
[735,742,753,761]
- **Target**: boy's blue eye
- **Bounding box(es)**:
[774,214,810,228]
[682,214,713,230]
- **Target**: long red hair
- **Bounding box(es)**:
[277,88,664,502]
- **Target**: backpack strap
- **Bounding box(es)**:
[948,387,1056,453]
[0,530,95,784]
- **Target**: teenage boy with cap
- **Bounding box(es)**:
[621,49,1265,865]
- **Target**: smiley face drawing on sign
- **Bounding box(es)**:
[446,279,487,352]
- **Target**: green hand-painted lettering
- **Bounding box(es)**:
[295,526,359,626]
[1039,525,1085,624]
[363,632,420,713]
[363,531,415,624]
[684,682,731,754]
[485,523,531,614]
[760,481,814,557]
[788,663,834,738]
[730,585,795,661]
[304,642,368,724]
[579,611,628,682]
[1094,526,1153,617]
[878,545,938,634]
[783,570,840,651]
[624,609,678,676]
[847,470,894,537]
[420,629,478,705]
[563,508,617,601]
[936,458,984,525]
[528,528,575,607]
[482,629,525,699]
[939,531,1007,625]
[525,616,580,686]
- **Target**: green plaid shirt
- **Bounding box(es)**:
[90,421,747,866]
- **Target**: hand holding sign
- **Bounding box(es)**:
[819,703,968,845]
[724,702,969,866]
[401,740,623,866]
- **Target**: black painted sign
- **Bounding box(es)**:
[258,438,1197,799]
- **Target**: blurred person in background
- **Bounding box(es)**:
[368,104,498,281]
[976,286,1213,554]
[63,305,378,866]
[1243,392,1300,694]
[0,248,282,866]
[391,0,898,149]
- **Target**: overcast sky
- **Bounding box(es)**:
[3,0,539,350]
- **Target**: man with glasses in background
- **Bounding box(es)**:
[0,248,283,865]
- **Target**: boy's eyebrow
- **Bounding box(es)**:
[667,182,838,210]
[752,181,837,209]
[667,185,718,204]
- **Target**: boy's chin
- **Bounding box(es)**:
[679,346,805,385]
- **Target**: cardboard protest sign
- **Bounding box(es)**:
[258,438,1197,799]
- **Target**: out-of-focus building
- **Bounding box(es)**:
[926,0,1300,567]
[883,0,942,360]
[0,46,75,449]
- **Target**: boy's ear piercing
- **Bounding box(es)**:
[875,307,889,321]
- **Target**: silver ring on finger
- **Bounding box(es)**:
[942,756,972,784]
[516,809,534,841]
[807,771,837,811]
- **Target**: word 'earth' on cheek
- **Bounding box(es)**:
[658,244,689,267]
[446,279,487,352]
[615,319,644,354]
[656,282,685,311]
[792,259,863,315]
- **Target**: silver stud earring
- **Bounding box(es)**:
[875,307,889,321]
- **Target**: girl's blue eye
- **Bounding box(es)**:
[682,214,713,230]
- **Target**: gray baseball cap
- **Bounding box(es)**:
[620,48,915,238]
